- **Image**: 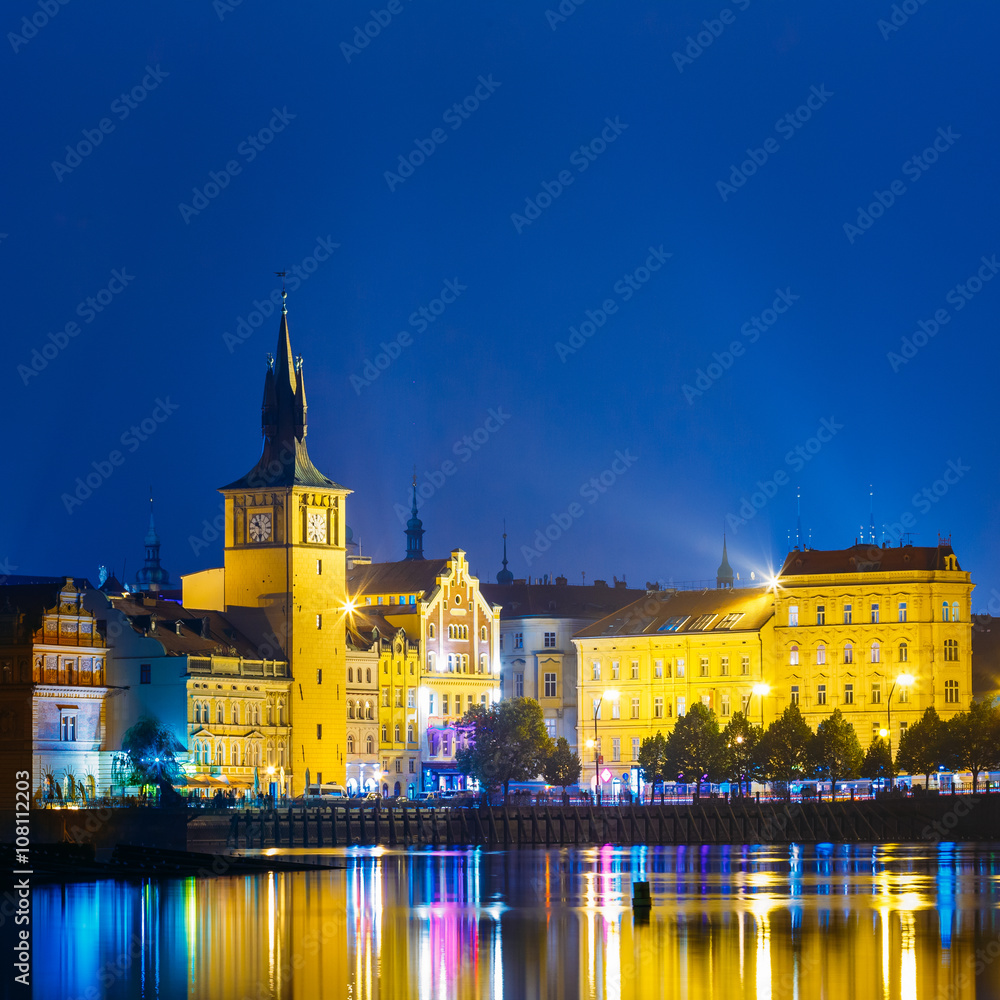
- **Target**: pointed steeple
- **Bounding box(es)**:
[716,535,734,589]
[222,291,343,491]
[404,471,425,560]
[136,490,171,593]
[496,522,514,584]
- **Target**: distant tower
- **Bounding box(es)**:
[496,523,514,585]
[404,473,425,560]
[716,535,734,589]
[135,491,171,593]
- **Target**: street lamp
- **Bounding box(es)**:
[751,683,770,728]
[592,688,619,805]
[885,673,914,788]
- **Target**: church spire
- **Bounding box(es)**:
[404,470,424,560]
[222,291,344,491]
[136,490,171,593]
[496,521,514,584]
[716,534,734,589]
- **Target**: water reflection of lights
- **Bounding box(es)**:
[267,871,276,993]
[751,896,777,1000]
[900,910,917,1000]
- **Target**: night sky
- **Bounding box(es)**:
[6,2,999,605]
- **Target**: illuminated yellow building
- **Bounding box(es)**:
[574,586,775,793]
[346,549,500,792]
[575,541,974,792]
[184,299,351,789]
[772,541,973,747]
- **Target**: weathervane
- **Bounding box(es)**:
[275,270,287,313]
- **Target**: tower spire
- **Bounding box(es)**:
[716,533,733,589]
[135,488,170,593]
[404,469,425,560]
[496,520,514,584]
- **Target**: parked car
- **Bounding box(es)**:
[293,783,348,806]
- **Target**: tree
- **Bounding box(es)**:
[111,717,185,805]
[945,700,1000,791]
[455,698,553,801]
[758,704,813,787]
[663,702,724,789]
[860,737,894,782]
[543,737,582,795]
[637,732,668,802]
[895,706,946,787]
[721,712,762,796]
[810,708,863,797]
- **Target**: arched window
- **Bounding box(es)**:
[277,741,285,767]
[394,724,401,742]
[942,601,950,622]
[481,626,487,641]
[348,667,353,682]
[843,643,854,664]
[944,639,959,661]
[347,734,355,754]
[194,703,201,724]
[231,743,239,766]
[871,641,880,663]
[898,641,908,662]
[381,724,388,742]
[365,702,374,720]
[251,743,260,766]
[366,667,372,683]
[428,624,435,639]
[216,743,223,765]
[952,602,960,622]
[217,703,224,724]
[277,700,285,725]
[348,701,355,719]
[232,704,239,725]
[816,643,826,665]
[407,724,414,743]
[789,645,799,666]
[366,735,374,755]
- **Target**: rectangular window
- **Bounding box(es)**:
[816,645,826,665]
[514,633,524,649]
[592,661,601,681]
[654,697,664,719]
[872,722,881,741]
[790,685,799,707]
[788,605,799,626]
[316,559,322,575]
[428,693,435,715]
[60,714,77,741]
[816,605,826,625]
[543,673,557,698]
[898,602,907,623]
[817,684,827,706]
[443,735,451,755]
[900,721,908,737]
[658,616,688,632]
[544,632,556,648]
[844,684,854,705]
[871,603,880,624]
[395,687,402,707]
[443,694,449,715]
[741,655,749,676]
[611,660,620,680]
[690,614,716,630]
[612,737,621,762]
[844,644,854,664]
[515,673,524,697]
[871,684,881,704]
[317,724,322,739]
[409,758,415,773]
[720,656,729,677]
[945,680,959,703]
[544,719,557,738]
[382,687,390,707]
[843,604,853,625]
[593,697,602,721]
[676,658,685,678]
[700,656,709,677]
[407,689,415,708]
[140,663,151,685]
[611,698,620,719]
[741,694,750,714]
[632,737,640,761]
[898,686,909,704]
[467,694,473,711]
[631,697,639,719]
[677,696,686,717]
[316,614,322,629]
[721,694,731,716]
[717,612,744,629]
[317,668,323,685]
[631,660,639,680]
[654,659,663,679]
[790,646,799,666]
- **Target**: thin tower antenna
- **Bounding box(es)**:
[796,486,802,550]
[869,485,875,545]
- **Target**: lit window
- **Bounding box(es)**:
[788,605,799,627]
[816,643,826,665]
[408,688,415,708]
[942,602,950,622]
[871,683,881,704]
[632,737,640,761]
[871,603,880,624]
[676,697,685,717]
[544,719,556,738]
[844,643,854,664]
[790,685,799,707]
[700,657,709,677]
[514,633,524,649]
[654,660,663,678]
[871,642,880,663]
[843,604,853,625]
[592,661,601,681]
[631,660,639,680]
[844,684,854,705]
[944,639,959,661]
[612,738,621,762]
[952,602,960,622]
[789,645,799,666]
[611,661,620,680]
[593,697,602,720]
[740,656,749,676]
[721,694,731,716]
[816,605,826,625]
[945,679,959,703]
[658,616,688,632]
[720,657,729,676]
[611,698,620,720]
[717,612,744,629]
[898,602,907,623]
[898,685,909,704]
[676,658,685,678]
[630,697,639,719]
[898,642,908,663]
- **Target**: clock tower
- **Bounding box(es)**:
[219,294,350,788]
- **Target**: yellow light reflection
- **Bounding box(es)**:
[879,906,890,1000]
[900,910,917,1000]
[751,898,775,1000]
[267,871,275,993]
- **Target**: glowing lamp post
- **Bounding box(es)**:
[751,683,770,729]
[591,689,619,805]
[886,673,914,788]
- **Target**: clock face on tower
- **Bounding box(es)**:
[248,512,272,543]
[307,511,327,544]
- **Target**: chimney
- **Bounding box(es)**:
[593,579,608,588]
[555,575,567,586]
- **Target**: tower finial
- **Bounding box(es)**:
[404,469,425,560]
[275,271,287,314]
[497,519,514,584]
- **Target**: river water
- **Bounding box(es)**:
[35,843,1000,999]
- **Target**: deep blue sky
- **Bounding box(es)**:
[5,2,999,606]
